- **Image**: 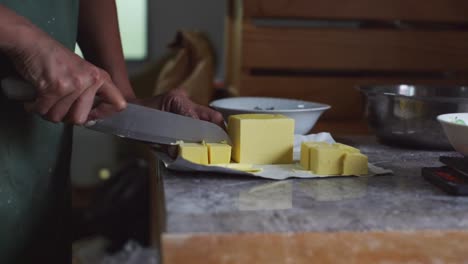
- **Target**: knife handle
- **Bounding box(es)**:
[1,77,37,101]
[1,77,104,105]
[1,77,102,127]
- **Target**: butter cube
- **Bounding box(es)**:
[179,143,208,165]
[300,142,331,170]
[343,153,368,175]
[228,114,294,164]
[333,143,360,153]
[309,145,346,175]
[300,143,311,170]
[207,143,232,164]
[300,141,368,175]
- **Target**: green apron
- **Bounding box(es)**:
[0,1,78,263]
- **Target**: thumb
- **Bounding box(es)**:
[97,79,127,111]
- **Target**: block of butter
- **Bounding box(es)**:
[300,142,368,175]
[343,152,368,175]
[228,114,294,164]
[179,143,209,165]
[207,143,232,164]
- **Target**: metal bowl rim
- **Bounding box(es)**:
[359,84,468,103]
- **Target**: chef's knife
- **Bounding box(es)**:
[1,77,231,145]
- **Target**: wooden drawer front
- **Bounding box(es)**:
[242,24,468,72]
[227,0,468,123]
[244,0,468,23]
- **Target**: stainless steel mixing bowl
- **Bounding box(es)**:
[359,85,468,149]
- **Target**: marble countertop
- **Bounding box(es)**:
[155,136,468,234]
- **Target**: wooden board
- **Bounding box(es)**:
[240,75,468,119]
[243,0,468,23]
[225,0,243,92]
[242,24,468,72]
[163,230,468,264]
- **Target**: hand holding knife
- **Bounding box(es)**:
[1,77,231,145]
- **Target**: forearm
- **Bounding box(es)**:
[77,0,135,100]
[0,5,43,56]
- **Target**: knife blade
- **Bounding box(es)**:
[86,103,231,145]
[1,77,231,145]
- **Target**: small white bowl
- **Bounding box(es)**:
[437,113,468,156]
[210,97,331,134]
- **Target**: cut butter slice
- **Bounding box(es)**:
[300,141,331,170]
[207,143,232,164]
[179,143,209,165]
[300,141,368,176]
[343,153,368,175]
[333,143,360,153]
[309,144,344,175]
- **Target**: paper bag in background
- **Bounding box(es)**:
[127,31,223,168]
[131,30,216,106]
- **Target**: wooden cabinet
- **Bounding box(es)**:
[226,0,468,128]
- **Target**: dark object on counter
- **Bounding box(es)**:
[72,159,150,252]
[440,156,468,173]
[360,85,468,149]
[422,156,468,196]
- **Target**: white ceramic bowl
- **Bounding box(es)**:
[210,97,331,134]
[437,113,468,156]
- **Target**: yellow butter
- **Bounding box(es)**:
[179,143,209,165]
[300,141,368,175]
[207,143,232,164]
[300,142,331,170]
[333,143,360,153]
[228,114,294,164]
[343,153,368,176]
[309,144,345,175]
[300,143,311,170]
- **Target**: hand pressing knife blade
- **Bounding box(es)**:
[1,77,231,145]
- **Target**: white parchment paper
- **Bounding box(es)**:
[156,133,393,180]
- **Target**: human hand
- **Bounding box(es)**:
[6,26,126,125]
[132,88,225,129]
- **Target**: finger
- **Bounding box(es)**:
[163,96,199,119]
[96,79,127,111]
[44,90,83,123]
[32,95,59,116]
[88,78,129,120]
[65,87,97,125]
[183,107,199,119]
[87,102,119,121]
[195,105,226,129]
